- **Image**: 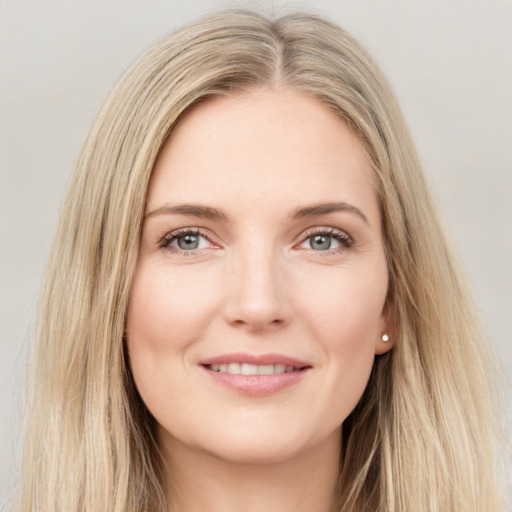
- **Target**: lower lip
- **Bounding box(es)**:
[200,366,309,397]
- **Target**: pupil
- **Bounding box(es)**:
[178,234,199,250]
[312,235,331,250]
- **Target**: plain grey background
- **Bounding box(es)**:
[1,0,511,501]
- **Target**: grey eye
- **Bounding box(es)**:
[299,232,344,251]
[177,234,200,250]
[310,234,334,251]
[161,229,215,253]
[169,232,212,251]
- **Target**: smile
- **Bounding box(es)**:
[199,353,312,396]
[206,363,300,375]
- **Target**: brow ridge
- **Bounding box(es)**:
[290,202,369,224]
[145,203,229,222]
[146,201,368,225]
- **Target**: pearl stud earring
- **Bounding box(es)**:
[381,333,390,342]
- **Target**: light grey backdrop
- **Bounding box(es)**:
[1,0,511,501]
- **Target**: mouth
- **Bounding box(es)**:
[199,353,312,396]
[203,363,305,375]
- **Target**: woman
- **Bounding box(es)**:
[19,8,503,512]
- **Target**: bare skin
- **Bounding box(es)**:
[162,428,340,512]
[126,87,394,512]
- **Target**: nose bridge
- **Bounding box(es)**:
[224,237,290,330]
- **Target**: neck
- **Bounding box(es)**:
[159,430,341,512]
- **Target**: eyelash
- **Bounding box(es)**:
[298,227,354,254]
[159,228,214,255]
[158,227,353,256]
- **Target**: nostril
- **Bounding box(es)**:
[230,317,286,329]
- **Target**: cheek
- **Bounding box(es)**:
[125,262,221,408]
[301,261,387,347]
[126,262,219,354]
[297,263,387,413]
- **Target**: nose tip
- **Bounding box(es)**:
[222,256,291,332]
[230,313,286,331]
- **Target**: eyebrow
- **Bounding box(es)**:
[145,201,368,225]
[145,203,229,222]
[289,202,369,225]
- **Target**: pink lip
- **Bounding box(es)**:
[199,353,310,368]
[199,353,312,397]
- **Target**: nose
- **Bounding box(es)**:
[222,245,292,332]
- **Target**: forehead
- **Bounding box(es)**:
[148,88,378,224]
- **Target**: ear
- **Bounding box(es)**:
[375,295,396,355]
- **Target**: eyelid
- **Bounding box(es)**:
[299,226,352,240]
[295,226,354,251]
[157,225,353,255]
[159,227,220,254]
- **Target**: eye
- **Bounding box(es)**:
[298,228,352,252]
[160,228,215,253]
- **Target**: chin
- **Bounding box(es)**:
[196,417,337,466]
[203,436,307,465]
[156,401,345,468]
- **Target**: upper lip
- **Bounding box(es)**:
[199,353,311,369]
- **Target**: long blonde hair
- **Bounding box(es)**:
[19,9,503,511]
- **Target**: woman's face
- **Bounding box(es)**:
[126,88,393,464]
